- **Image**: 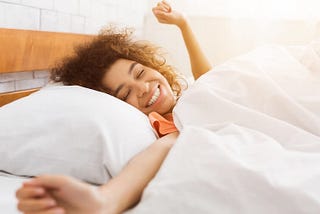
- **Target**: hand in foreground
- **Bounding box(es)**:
[152,1,186,28]
[16,133,180,214]
[16,175,114,214]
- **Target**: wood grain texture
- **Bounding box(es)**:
[0,28,94,106]
[0,88,39,107]
[0,28,94,73]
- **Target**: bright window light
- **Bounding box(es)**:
[176,0,320,20]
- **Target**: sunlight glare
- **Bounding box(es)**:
[181,0,320,20]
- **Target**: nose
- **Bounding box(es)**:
[136,81,149,98]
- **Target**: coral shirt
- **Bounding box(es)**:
[148,112,178,138]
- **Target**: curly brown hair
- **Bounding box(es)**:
[50,27,184,97]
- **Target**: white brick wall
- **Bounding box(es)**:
[0,0,149,93]
[41,10,73,32]
[0,0,149,37]
[54,0,78,15]
[33,70,50,78]
[0,82,15,93]
[1,3,40,30]
[21,0,54,10]
[0,0,148,34]
[71,15,85,33]
[15,78,48,91]
[0,71,49,93]
[0,72,33,82]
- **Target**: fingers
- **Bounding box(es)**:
[16,185,56,211]
[152,8,164,18]
[161,0,172,11]
[152,7,169,22]
[154,1,171,13]
[16,176,70,214]
[17,197,58,212]
[16,186,46,199]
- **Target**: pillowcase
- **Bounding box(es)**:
[0,85,157,184]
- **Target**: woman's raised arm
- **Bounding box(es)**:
[152,1,212,80]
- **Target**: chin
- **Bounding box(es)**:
[161,104,174,115]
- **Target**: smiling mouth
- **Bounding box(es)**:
[147,87,160,107]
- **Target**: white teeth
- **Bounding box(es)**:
[147,87,160,107]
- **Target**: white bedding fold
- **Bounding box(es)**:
[127,43,320,214]
[129,125,320,214]
[175,44,320,149]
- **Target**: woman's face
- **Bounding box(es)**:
[102,58,176,115]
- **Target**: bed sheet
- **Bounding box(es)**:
[128,125,320,214]
[0,173,26,213]
[127,42,320,213]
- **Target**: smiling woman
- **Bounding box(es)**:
[15,1,214,213]
[102,58,176,115]
[50,26,184,112]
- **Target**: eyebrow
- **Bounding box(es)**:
[129,62,138,74]
[114,62,138,97]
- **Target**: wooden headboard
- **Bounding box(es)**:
[0,28,94,107]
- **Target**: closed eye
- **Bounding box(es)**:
[122,90,131,101]
[136,69,144,79]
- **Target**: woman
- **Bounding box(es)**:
[49,0,211,136]
[16,1,211,213]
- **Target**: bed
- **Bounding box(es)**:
[0,28,96,213]
[0,27,163,213]
[1,27,320,213]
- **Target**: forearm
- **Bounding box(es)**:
[100,134,176,213]
[178,19,212,80]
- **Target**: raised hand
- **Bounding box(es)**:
[152,1,186,28]
[152,1,212,79]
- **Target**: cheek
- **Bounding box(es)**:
[126,97,139,109]
[158,75,170,88]
[164,81,174,96]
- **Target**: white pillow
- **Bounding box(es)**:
[0,85,156,184]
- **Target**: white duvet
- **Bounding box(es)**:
[127,42,320,214]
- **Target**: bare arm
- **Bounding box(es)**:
[102,131,178,213]
[153,1,212,80]
[16,132,179,214]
